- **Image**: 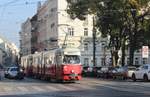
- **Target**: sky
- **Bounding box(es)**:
[0,0,46,47]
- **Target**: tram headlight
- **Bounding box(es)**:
[71,70,74,73]
[63,66,68,71]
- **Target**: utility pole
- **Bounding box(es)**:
[93,16,96,66]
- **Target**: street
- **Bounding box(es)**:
[0,78,150,97]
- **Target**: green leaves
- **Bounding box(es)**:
[67,0,90,20]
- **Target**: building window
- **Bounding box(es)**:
[51,23,55,28]
[84,43,88,51]
[101,58,105,66]
[127,57,130,65]
[67,43,75,48]
[135,58,139,65]
[84,28,88,36]
[143,58,148,64]
[101,43,106,51]
[68,28,74,36]
[51,8,56,12]
[136,49,140,53]
[109,58,112,66]
[84,58,89,66]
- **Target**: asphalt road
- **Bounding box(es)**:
[0,78,150,97]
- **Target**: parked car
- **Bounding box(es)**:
[82,66,93,77]
[5,67,24,80]
[132,64,150,81]
[97,66,115,78]
[113,66,137,80]
[92,66,102,77]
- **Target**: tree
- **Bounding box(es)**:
[126,0,150,65]
[67,0,150,66]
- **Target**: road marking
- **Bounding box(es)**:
[58,84,77,91]
[71,83,96,90]
[45,86,60,91]
[3,87,13,91]
[17,86,29,92]
[32,86,45,92]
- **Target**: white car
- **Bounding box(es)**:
[126,66,137,78]
[132,64,150,81]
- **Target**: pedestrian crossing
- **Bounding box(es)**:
[1,81,149,96]
[1,78,150,96]
[0,82,96,95]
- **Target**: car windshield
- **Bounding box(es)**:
[10,68,18,71]
[128,67,136,70]
[63,55,80,64]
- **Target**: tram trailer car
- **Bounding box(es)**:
[21,48,82,82]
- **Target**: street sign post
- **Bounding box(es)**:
[142,46,149,58]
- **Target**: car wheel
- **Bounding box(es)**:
[143,74,148,82]
[132,74,136,82]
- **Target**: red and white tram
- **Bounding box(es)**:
[21,48,82,82]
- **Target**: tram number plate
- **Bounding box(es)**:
[70,74,77,77]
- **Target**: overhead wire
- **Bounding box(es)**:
[0,0,46,44]
[0,0,46,22]
[0,0,46,7]
[2,0,21,6]
[0,0,21,23]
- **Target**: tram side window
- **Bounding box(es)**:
[33,58,35,64]
[38,57,41,64]
[27,57,33,66]
[44,57,49,64]
[49,56,54,64]
[47,55,52,65]
[49,60,52,64]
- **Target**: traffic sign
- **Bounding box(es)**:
[142,46,149,58]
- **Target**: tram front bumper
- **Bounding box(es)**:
[63,74,81,81]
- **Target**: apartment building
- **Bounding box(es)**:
[0,35,19,66]
[34,0,106,67]
[20,18,32,56]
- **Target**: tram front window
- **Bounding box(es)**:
[63,55,80,64]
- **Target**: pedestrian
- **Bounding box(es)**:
[0,64,4,80]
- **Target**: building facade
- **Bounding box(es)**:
[20,18,32,56]
[0,36,19,66]
[30,14,39,54]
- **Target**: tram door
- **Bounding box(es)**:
[55,52,63,79]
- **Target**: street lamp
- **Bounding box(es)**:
[101,41,107,66]
[93,16,96,67]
